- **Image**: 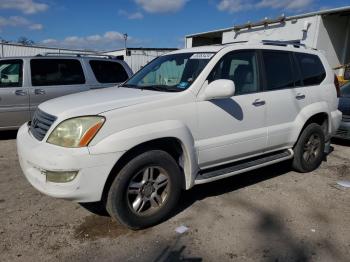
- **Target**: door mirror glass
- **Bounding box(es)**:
[204,79,235,100]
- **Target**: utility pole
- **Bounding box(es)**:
[123,33,128,49]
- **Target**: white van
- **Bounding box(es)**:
[0,54,132,130]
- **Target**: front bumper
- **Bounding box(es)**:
[334,120,350,140]
[330,110,343,136]
[16,123,122,202]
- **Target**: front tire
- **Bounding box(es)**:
[292,123,325,173]
[106,150,182,230]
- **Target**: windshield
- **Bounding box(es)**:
[124,52,214,92]
[341,82,350,97]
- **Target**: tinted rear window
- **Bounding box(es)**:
[31,59,85,86]
[295,53,326,86]
[90,60,129,83]
[263,51,294,91]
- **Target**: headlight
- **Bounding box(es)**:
[47,116,105,148]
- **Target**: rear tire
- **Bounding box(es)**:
[106,150,182,230]
[292,123,325,173]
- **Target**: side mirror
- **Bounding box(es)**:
[204,79,235,100]
[344,66,350,81]
[1,74,8,79]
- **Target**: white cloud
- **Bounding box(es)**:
[0,0,48,14]
[119,10,144,20]
[29,23,43,30]
[257,0,314,10]
[0,16,43,31]
[217,0,253,13]
[41,31,137,50]
[217,0,314,13]
[135,0,188,13]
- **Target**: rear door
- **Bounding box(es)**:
[88,60,130,89]
[28,58,88,117]
[262,50,302,151]
[0,59,30,129]
[293,52,326,106]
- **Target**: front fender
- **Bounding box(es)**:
[88,120,199,189]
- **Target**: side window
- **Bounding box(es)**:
[0,60,23,88]
[295,53,326,86]
[89,60,129,83]
[31,59,85,86]
[208,51,259,95]
[262,51,294,91]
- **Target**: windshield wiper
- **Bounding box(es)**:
[140,85,182,92]
[123,83,138,88]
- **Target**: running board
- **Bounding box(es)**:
[195,149,294,185]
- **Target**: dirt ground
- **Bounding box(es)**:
[1,130,350,262]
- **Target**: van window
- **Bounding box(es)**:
[0,60,23,87]
[208,50,259,95]
[263,51,294,91]
[295,53,326,86]
[31,59,85,86]
[90,60,129,83]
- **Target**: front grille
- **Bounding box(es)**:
[336,128,350,138]
[342,114,350,122]
[30,109,57,141]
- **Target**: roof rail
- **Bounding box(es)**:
[261,40,310,49]
[37,52,120,59]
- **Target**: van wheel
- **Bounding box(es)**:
[293,123,325,173]
[106,150,182,230]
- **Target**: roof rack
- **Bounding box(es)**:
[234,15,286,32]
[261,40,311,49]
[36,52,120,59]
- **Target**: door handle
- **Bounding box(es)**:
[15,90,27,96]
[34,89,46,95]
[296,93,305,100]
[252,99,266,107]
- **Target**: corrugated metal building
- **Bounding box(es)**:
[0,42,94,57]
[185,6,350,76]
[103,48,177,73]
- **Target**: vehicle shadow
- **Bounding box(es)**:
[0,130,18,141]
[175,161,292,216]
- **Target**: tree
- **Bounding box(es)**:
[17,37,34,45]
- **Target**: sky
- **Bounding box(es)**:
[0,0,349,51]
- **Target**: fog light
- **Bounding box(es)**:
[45,171,78,183]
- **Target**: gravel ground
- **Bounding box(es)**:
[1,130,350,262]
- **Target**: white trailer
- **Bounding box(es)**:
[103,48,177,73]
[186,6,350,81]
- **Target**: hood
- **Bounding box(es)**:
[39,87,170,117]
[339,96,350,116]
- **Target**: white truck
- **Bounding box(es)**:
[17,41,342,229]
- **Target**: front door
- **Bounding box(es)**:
[196,50,267,168]
[0,59,30,129]
[28,58,88,117]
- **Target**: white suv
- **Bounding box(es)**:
[17,41,342,229]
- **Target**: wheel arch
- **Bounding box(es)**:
[100,135,197,204]
[294,111,329,147]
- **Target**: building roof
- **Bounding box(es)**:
[0,41,95,52]
[186,5,350,38]
[105,47,178,52]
